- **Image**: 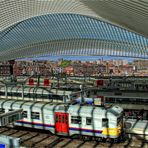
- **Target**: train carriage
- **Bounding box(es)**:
[0,86,73,103]
[0,98,123,140]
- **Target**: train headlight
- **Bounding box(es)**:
[117,124,122,134]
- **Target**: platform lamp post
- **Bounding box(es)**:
[55,69,60,94]
[80,84,84,103]
[57,70,60,89]
[37,74,40,87]
[8,60,15,76]
[21,83,24,100]
[64,72,66,84]
[5,84,8,99]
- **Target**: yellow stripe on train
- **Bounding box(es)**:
[102,128,121,136]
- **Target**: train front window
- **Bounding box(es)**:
[117,117,122,125]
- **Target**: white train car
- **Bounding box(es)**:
[0,86,76,103]
[125,119,148,140]
[0,98,123,140]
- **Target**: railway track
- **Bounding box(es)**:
[0,126,147,148]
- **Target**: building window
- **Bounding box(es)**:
[22,111,28,118]
[102,118,108,127]
[86,117,92,125]
[31,112,40,120]
[71,116,81,124]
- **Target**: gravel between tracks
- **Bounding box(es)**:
[0,127,147,148]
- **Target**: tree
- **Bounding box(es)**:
[59,60,71,68]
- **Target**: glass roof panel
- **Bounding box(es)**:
[0,13,148,60]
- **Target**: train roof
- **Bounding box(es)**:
[0,99,67,110]
[67,104,123,117]
[0,86,52,94]
[0,99,123,117]
[0,85,77,96]
[115,103,148,110]
[49,89,74,96]
[0,99,34,109]
[67,105,105,116]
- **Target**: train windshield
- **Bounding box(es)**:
[108,108,119,116]
[117,117,122,125]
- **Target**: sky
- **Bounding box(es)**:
[18,55,140,62]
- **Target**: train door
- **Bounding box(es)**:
[55,112,69,134]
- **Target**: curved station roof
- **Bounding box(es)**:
[0,0,148,60]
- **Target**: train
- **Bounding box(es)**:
[75,97,148,120]
[74,98,148,140]
[104,96,148,113]
[124,119,148,140]
[0,85,80,103]
[95,79,148,91]
[0,98,124,142]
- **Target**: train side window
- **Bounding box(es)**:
[15,92,21,97]
[3,118,6,125]
[102,118,108,127]
[71,116,81,124]
[29,94,34,98]
[9,109,14,111]
[0,92,5,96]
[94,90,97,95]
[11,92,15,97]
[114,92,122,95]
[0,108,5,113]
[7,92,12,97]
[86,117,92,125]
[24,93,29,98]
[22,111,28,118]
[31,112,40,120]
[37,94,41,98]
[42,94,48,99]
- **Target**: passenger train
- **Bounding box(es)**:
[96,79,148,91]
[85,86,148,112]
[0,98,124,141]
[0,86,80,103]
[75,97,148,121]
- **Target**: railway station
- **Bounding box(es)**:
[0,0,148,147]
